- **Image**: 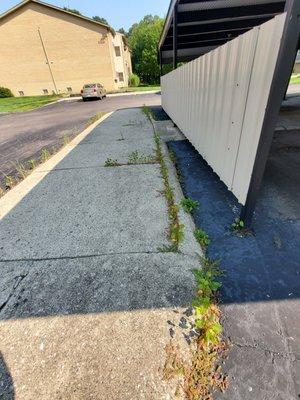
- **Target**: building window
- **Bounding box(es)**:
[18,91,24,96]
[118,72,124,82]
[43,89,49,94]
[67,87,72,93]
[115,46,121,57]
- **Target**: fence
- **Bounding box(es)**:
[161,13,286,205]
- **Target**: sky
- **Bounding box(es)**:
[0,0,170,30]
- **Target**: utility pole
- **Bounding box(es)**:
[37,27,58,94]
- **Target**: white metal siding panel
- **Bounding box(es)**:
[161,13,286,205]
[231,13,286,203]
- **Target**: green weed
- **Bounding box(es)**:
[180,197,199,214]
[86,112,106,127]
[104,158,119,167]
[5,175,15,190]
[13,162,29,179]
[128,150,157,165]
[28,159,37,170]
[153,130,185,249]
[231,218,245,232]
[194,228,210,248]
[163,257,229,400]
[63,135,71,145]
[158,244,178,253]
[41,148,50,163]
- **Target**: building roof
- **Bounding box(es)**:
[159,0,287,64]
[0,0,116,35]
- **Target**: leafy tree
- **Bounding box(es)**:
[128,15,164,85]
[118,28,127,36]
[63,7,81,15]
[92,16,109,25]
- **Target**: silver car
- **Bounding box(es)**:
[81,83,106,101]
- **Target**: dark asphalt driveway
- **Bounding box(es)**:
[0,93,161,189]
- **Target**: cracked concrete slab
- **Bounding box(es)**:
[82,109,154,144]
[0,253,195,319]
[0,164,169,260]
[0,253,195,399]
[215,345,296,400]
[47,138,156,170]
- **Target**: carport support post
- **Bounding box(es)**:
[241,0,300,228]
[173,2,178,70]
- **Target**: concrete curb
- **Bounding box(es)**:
[0,112,113,219]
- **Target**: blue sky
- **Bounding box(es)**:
[0,0,170,30]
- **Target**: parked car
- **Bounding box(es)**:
[81,83,106,101]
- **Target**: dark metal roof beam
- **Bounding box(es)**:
[178,0,284,12]
[177,3,284,24]
[165,16,272,37]
[162,38,231,50]
[163,29,248,45]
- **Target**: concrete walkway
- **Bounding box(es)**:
[0,109,199,399]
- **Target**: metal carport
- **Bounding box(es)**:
[159,0,300,226]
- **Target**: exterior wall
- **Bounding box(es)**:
[161,14,286,205]
[112,33,132,88]
[0,2,118,96]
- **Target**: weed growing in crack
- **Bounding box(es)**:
[194,228,210,249]
[41,148,51,163]
[4,175,15,190]
[157,244,178,253]
[86,112,106,127]
[63,135,71,146]
[142,104,153,120]
[28,159,37,170]
[230,218,251,237]
[181,197,199,214]
[128,150,157,165]
[154,133,184,249]
[104,158,120,167]
[163,257,229,400]
[13,162,29,179]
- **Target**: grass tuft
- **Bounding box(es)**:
[180,197,199,214]
[194,228,210,248]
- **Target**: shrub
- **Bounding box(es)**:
[0,87,13,98]
[129,73,140,87]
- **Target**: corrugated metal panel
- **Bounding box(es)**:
[161,13,286,205]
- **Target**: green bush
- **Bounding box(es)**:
[0,87,13,98]
[129,73,140,87]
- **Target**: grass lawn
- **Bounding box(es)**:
[109,85,161,94]
[0,95,60,113]
[290,74,300,85]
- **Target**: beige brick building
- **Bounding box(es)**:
[0,0,132,96]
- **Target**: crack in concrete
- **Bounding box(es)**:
[0,272,28,314]
[233,341,299,361]
[0,249,198,264]
[36,161,160,173]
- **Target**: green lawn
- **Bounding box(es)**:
[290,74,300,85]
[0,95,60,113]
[109,85,161,94]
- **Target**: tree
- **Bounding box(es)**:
[118,28,127,36]
[128,15,164,85]
[92,16,109,25]
[63,7,81,15]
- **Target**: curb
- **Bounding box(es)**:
[0,112,113,219]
